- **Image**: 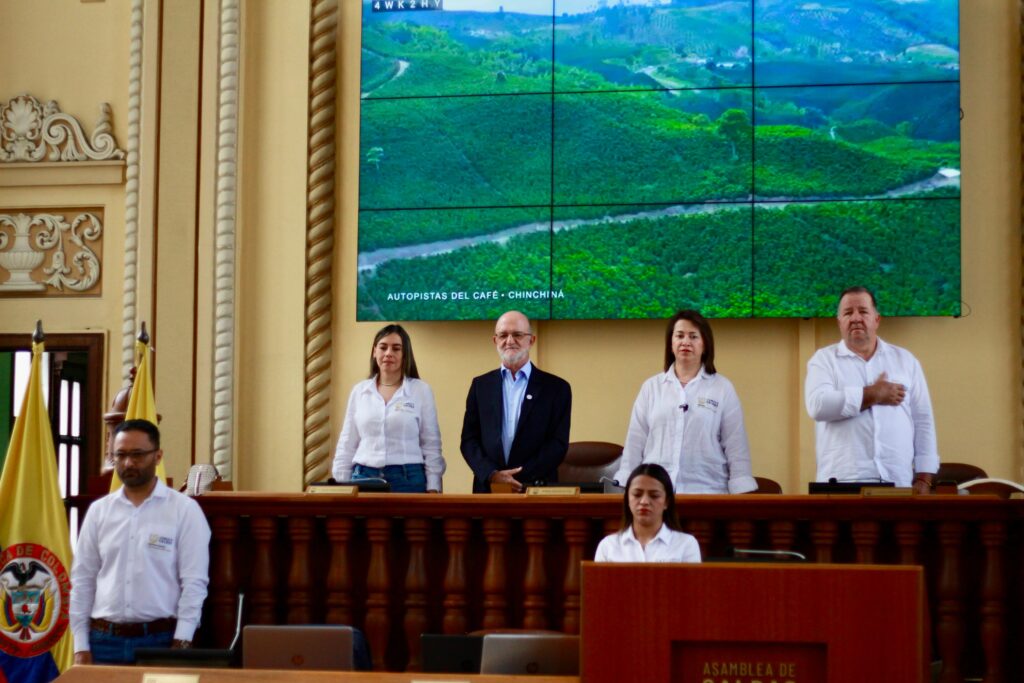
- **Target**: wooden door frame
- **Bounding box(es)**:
[0,333,105,493]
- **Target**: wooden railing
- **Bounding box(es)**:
[67,493,1024,681]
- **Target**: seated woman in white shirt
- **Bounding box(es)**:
[613,309,757,494]
[331,324,445,492]
[595,464,700,563]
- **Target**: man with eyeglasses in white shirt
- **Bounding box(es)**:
[70,419,211,664]
[805,286,939,494]
[461,310,572,493]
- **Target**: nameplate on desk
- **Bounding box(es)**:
[306,485,358,495]
[861,486,913,497]
[526,486,580,497]
[142,674,200,683]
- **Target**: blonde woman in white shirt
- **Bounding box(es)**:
[614,310,757,494]
[332,324,445,492]
[595,464,701,563]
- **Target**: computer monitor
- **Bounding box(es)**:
[421,633,483,673]
[705,548,808,563]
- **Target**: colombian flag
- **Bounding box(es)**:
[0,334,73,682]
[109,336,166,491]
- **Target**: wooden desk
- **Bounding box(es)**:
[64,493,1024,682]
[56,665,578,683]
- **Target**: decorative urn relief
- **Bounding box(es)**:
[0,214,44,290]
[0,212,103,294]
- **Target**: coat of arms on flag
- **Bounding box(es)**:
[0,544,70,656]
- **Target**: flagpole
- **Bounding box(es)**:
[110,321,165,491]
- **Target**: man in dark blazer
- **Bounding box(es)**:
[461,310,572,493]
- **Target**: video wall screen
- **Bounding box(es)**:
[357,0,960,320]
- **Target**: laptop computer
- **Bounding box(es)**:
[242,625,354,670]
[479,633,579,675]
[135,592,246,669]
[421,633,483,673]
[134,647,235,668]
[808,479,895,494]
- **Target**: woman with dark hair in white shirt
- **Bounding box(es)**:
[613,309,757,494]
[595,464,701,563]
[331,324,445,492]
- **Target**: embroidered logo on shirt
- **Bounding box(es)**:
[392,401,416,413]
[696,397,719,410]
[148,534,174,551]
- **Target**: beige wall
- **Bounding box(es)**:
[233,0,311,491]
[0,0,131,453]
[1,1,1021,494]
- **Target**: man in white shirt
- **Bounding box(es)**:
[805,287,939,493]
[70,419,211,664]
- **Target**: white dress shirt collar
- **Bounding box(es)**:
[659,365,709,385]
[623,522,674,549]
[114,476,169,507]
[501,360,533,382]
[836,337,890,360]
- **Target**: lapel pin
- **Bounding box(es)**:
[526,394,533,400]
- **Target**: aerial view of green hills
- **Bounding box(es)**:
[357,0,960,320]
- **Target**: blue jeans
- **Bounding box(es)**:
[90,628,173,664]
[352,463,427,493]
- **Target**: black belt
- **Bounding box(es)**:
[90,617,176,637]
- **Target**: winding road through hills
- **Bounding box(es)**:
[357,169,960,272]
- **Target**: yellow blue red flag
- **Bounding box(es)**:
[0,335,73,682]
[110,337,165,490]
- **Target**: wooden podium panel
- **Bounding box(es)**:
[582,563,925,683]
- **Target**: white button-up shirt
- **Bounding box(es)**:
[805,337,939,486]
[332,377,445,491]
[594,524,702,563]
[70,479,211,651]
[615,368,757,494]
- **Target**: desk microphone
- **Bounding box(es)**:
[600,476,624,493]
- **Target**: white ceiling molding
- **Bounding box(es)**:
[0,94,126,187]
[0,93,125,163]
